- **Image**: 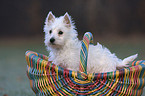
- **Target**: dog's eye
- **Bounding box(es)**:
[49,30,52,34]
[58,31,63,35]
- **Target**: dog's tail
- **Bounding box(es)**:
[117,54,138,69]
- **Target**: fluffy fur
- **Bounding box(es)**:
[44,12,138,73]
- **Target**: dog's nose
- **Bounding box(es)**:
[50,38,55,43]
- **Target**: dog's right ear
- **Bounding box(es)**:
[45,11,55,25]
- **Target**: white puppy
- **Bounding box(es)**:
[44,12,138,73]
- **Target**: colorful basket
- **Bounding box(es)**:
[25,32,145,96]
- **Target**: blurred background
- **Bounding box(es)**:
[0,0,145,95]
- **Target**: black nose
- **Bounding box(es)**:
[50,38,55,43]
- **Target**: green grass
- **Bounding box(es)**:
[0,38,47,96]
[0,37,145,96]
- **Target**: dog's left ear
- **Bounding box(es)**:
[63,12,71,27]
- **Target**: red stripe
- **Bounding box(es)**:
[37,58,40,70]
[30,55,34,68]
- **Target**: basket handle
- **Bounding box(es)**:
[79,32,93,75]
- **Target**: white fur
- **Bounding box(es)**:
[44,12,138,73]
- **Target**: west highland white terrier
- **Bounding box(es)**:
[44,12,138,73]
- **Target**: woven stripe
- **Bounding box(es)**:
[79,32,93,79]
[25,32,145,95]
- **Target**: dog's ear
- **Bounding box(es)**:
[63,12,71,27]
[45,11,55,25]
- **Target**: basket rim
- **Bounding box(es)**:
[25,50,145,81]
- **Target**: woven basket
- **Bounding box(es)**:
[25,32,145,96]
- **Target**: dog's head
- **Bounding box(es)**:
[44,12,78,49]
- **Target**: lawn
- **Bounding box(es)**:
[0,36,145,96]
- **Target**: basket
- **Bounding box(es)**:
[25,32,145,96]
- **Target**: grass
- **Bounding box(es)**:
[0,36,145,96]
[0,37,47,96]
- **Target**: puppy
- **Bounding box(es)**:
[44,12,138,73]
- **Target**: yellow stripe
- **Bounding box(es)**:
[45,63,56,95]
[43,61,47,78]
[80,62,85,72]
[25,55,30,67]
[72,71,76,78]
[39,78,46,94]
[42,72,53,95]
[83,40,88,50]
[53,74,64,95]
[88,73,94,81]
[61,88,72,95]
[38,59,41,76]
[65,86,75,96]
[107,79,119,95]
[127,67,135,95]
[55,66,58,80]
[120,68,128,95]
[42,77,48,94]
[142,68,145,88]
[74,78,91,84]
[49,76,57,95]
[133,65,142,95]
[97,79,111,95]
[81,48,86,61]
[107,70,119,95]
[40,60,43,74]
[39,60,46,92]
[136,65,142,94]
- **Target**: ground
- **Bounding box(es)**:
[0,36,145,96]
